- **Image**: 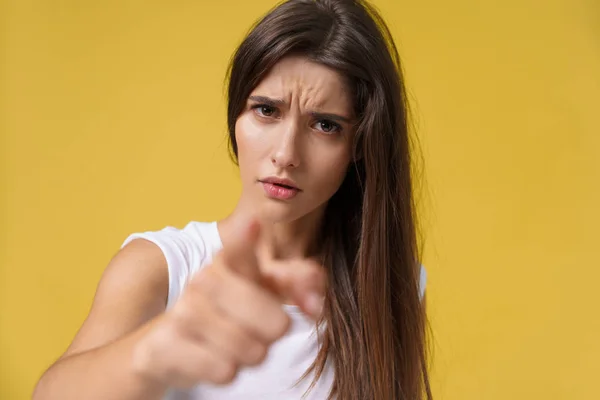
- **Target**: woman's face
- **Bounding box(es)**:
[235,55,355,224]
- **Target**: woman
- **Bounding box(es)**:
[34,0,431,399]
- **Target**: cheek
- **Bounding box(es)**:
[236,116,258,155]
[235,115,268,171]
[308,147,351,195]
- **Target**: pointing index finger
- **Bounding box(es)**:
[221,218,262,282]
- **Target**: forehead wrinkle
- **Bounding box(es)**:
[285,74,349,115]
[253,57,352,115]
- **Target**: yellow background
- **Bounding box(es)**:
[1,0,598,399]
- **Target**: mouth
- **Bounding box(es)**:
[258,177,301,200]
[259,177,300,190]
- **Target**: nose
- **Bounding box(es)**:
[271,121,301,169]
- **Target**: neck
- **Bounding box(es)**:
[260,213,323,260]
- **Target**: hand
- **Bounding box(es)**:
[132,218,327,389]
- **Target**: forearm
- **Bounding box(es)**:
[33,322,167,400]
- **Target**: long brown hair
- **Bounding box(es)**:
[225,0,432,398]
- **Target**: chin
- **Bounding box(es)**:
[256,200,308,225]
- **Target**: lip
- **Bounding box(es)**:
[259,176,301,200]
[259,176,300,190]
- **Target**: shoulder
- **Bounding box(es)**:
[122,221,220,264]
[60,238,170,358]
[122,220,212,249]
[121,221,222,308]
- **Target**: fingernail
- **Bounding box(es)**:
[305,293,324,319]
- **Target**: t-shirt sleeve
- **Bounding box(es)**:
[121,223,207,310]
[419,264,427,300]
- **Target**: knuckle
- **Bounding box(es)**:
[162,363,189,388]
[170,301,192,324]
[246,343,268,365]
[212,252,228,271]
[212,361,238,384]
[169,298,210,338]
[229,329,258,362]
[229,331,249,353]
[194,268,223,298]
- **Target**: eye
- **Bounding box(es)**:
[313,120,342,134]
[252,104,278,118]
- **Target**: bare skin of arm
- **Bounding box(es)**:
[33,239,170,400]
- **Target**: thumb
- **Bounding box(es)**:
[221,217,262,282]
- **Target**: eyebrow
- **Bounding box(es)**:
[248,95,352,124]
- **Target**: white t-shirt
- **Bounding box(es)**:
[122,221,427,400]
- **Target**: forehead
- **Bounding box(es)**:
[252,56,353,112]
